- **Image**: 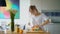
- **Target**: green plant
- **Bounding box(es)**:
[9,9,17,32]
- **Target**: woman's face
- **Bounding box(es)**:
[29,8,37,15]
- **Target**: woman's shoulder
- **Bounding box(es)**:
[41,13,46,16]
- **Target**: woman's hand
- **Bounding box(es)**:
[32,25,43,30]
[32,25,39,28]
[40,19,49,26]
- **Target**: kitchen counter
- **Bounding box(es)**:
[26,31,50,34]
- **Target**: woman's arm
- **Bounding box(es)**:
[40,19,49,26]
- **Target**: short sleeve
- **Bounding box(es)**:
[42,14,49,23]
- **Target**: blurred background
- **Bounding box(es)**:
[0,0,60,34]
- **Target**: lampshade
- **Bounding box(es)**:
[0,0,6,6]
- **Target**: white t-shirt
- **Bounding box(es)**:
[30,13,49,27]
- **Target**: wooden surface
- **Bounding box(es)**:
[0,31,4,34]
[0,30,50,34]
[6,30,23,34]
[26,31,50,34]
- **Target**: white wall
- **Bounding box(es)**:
[30,0,60,10]
[19,0,30,25]
[0,0,30,26]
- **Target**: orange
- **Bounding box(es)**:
[19,29,23,34]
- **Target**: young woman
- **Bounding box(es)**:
[29,5,49,29]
